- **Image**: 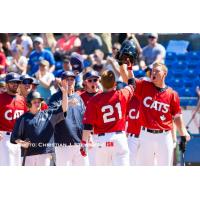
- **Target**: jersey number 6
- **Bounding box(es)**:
[101,102,122,123]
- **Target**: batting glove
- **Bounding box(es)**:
[179,136,187,153]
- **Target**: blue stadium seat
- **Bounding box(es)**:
[180,98,189,107]
[187,62,199,70]
[176,53,187,62]
[172,70,184,79]
[183,79,195,88]
[173,61,188,70]
[166,40,189,54]
[186,51,200,62]
[170,78,182,88]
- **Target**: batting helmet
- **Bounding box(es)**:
[83,70,100,81]
[5,72,21,83]
[26,91,44,108]
[116,39,138,65]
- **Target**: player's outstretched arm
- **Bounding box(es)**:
[59,79,68,113]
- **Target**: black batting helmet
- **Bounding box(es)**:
[26,91,44,108]
[116,39,138,65]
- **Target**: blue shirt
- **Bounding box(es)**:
[28,49,55,75]
[11,106,65,156]
[48,91,85,145]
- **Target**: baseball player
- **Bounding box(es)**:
[122,60,190,165]
[80,70,102,107]
[10,81,68,166]
[0,72,27,166]
[80,70,102,165]
[126,95,141,165]
[81,68,136,165]
[18,74,34,97]
[49,71,89,166]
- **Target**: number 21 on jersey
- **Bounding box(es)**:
[101,102,122,123]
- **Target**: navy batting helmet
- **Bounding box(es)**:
[5,72,21,83]
[26,91,44,107]
[83,70,100,81]
[116,39,138,65]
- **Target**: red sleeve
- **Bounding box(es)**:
[83,98,96,125]
[120,85,134,102]
[134,79,144,100]
[170,91,182,117]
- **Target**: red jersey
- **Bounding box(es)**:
[83,86,134,134]
[0,93,27,132]
[80,90,102,107]
[57,36,80,53]
[126,95,141,136]
[134,79,181,130]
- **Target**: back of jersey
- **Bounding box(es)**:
[83,87,132,134]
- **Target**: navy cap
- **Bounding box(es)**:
[20,74,34,83]
[5,72,21,83]
[83,70,100,81]
[70,53,84,73]
[61,71,76,80]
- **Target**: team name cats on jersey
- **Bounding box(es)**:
[4,110,24,120]
[129,109,139,119]
[143,96,169,113]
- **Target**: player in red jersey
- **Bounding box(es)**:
[122,61,190,166]
[81,69,135,166]
[0,72,27,166]
[80,70,102,107]
[80,70,102,165]
[126,95,141,165]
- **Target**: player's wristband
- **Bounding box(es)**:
[81,140,86,145]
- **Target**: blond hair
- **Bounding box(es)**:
[152,62,168,74]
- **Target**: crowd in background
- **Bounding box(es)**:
[0,33,167,99]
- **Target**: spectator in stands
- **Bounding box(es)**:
[11,33,33,57]
[0,42,7,77]
[70,53,84,91]
[81,33,101,55]
[96,33,112,56]
[90,49,106,75]
[7,45,28,75]
[140,33,166,71]
[0,33,11,56]
[28,37,55,75]
[56,33,81,54]
[35,59,56,102]
[104,44,124,89]
[41,33,57,53]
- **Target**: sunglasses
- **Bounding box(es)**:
[32,100,42,105]
[87,78,98,83]
[22,80,32,85]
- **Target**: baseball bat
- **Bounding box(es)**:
[22,138,30,166]
[180,151,185,166]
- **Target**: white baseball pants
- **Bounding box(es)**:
[127,134,140,166]
[92,132,129,166]
[24,153,51,166]
[55,145,89,166]
[0,132,21,166]
[136,128,174,166]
